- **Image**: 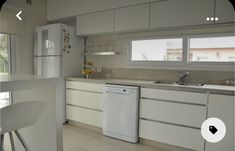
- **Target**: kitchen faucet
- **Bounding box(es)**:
[177,71,189,85]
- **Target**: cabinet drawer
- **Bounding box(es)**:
[139,120,204,151]
[66,89,103,110]
[141,88,207,105]
[140,99,206,128]
[66,105,102,127]
[66,81,104,92]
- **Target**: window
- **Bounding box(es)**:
[131,38,183,61]
[0,33,11,107]
[128,34,235,70]
[189,36,235,62]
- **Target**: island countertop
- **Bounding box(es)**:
[0,74,62,92]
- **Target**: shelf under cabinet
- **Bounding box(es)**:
[83,51,120,56]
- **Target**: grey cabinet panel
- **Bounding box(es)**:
[215,0,235,23]
[114,4,149,32]
[206,94,234,151]
[150,0,214,29]
[76,10,114,35]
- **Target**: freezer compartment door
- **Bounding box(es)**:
[35,56,61,78]
[35,24,62,56]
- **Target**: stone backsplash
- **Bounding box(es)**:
[95,68,235,85]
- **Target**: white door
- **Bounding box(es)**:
[35,24,62,56]
[35,56,61,78]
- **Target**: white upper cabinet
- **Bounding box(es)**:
[76,10,114,35]
[215,0,235,23]
[206,94,234,151]
[150,0,214,29]
[114,4,150,32]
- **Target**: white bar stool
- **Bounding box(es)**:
[0,101,46,151]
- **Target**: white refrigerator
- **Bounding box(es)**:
[34,23,83,123]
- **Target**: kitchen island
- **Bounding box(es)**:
[0,75,63,151]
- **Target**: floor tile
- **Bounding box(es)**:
[63,124,169,151]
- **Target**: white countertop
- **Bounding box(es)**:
[0,74,62,92]
[66,77,235,95]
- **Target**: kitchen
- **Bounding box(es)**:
[0,0,234,151]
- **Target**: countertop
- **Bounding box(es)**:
[0,74,61,92]
[66,77,235,95]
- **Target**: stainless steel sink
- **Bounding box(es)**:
[152,81,205,87]
[153,81,176,85]
[176,83,205,87]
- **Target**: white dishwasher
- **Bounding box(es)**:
[103,84,139,143]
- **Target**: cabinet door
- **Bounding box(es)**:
[140,98,207,128]
[66,81,104,93]
[66,89,103,110]
[215,0,235,23]
[150,0,214,29]
[206,94,234,151]
[76,10,114,35]
[114,4,149,32]
[66,105,102,127]
[140,120,205,151]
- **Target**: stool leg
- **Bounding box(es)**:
[9,132,15,151]
[14,131,30,151]
[0,134,4,151]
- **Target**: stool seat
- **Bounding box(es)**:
[0,101,46,151]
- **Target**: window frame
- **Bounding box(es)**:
[126,33,235,71]
[126,36,187,67]
[188,33,235,66]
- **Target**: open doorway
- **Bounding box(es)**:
[0,33,11,107]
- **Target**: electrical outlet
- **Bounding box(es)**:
[96,67,102,73]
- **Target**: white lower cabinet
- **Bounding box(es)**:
[140,87,207,151]
[66,105,102,127]
[141,98,207,128]
[205,94,234,151]
[140,120,205,151]
[66,89,103,110]
[66,80,104,128]
[141,88,208,105]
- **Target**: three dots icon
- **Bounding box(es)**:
[206,17,219,21]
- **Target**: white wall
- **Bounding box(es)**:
[47,0,161,21]
[1,0,47,74]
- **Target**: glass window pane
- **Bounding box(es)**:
[131,38,183,61]
[0,33,10,106]
[0,33,9,74]
[189,36,235,62]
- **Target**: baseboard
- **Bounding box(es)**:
[66,120,102,134]
[140,138,195,151]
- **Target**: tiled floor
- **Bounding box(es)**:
[2,124,169,151]
[63,124,168,151]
